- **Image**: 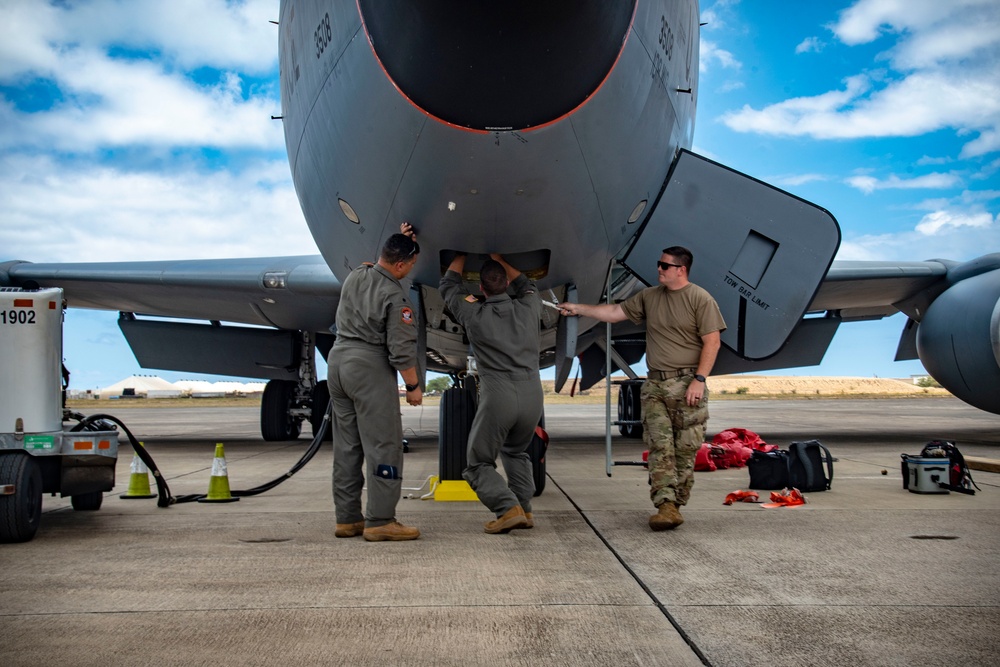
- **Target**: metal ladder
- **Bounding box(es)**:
[597,262,648,476]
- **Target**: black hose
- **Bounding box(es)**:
[69,403,331,507]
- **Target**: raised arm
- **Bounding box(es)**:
[489,253,521,282]
[446,251,467,275]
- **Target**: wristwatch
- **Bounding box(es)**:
[405,383,420,392]
[693,374,706,383]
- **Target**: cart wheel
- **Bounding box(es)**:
[71,491,104,511]
[0,453,43,543]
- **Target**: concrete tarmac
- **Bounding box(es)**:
[1,397,998,666]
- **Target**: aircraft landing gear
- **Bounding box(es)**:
[617,380,644,439]
[260,332,328,442]
[260,379,303,441]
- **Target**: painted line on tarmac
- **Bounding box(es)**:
[547,473,714,667]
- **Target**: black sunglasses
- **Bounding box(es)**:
[657,261,682,270]
[404,242,420,260]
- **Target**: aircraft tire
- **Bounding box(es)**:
[439,387,475,481]
[71,491,103,511]
[0,452,42,543]
[310,380,333,441]
[261,379,302,442]
[624,382,644,439]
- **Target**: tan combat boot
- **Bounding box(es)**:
[484,505,528,534]
[524,512,534,529]
[649,502,684,531]
[335,521,365,538]
[363,520,421,541]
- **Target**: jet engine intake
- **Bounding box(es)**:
[358,0,635,131]
[916,268,1000,414]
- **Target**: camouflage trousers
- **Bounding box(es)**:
[641,376,709,508]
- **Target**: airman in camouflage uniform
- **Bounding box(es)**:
[559,246,725,531]
[642,373,709,510]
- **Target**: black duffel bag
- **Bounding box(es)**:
[747,449,791,490]
[747,440,834,492]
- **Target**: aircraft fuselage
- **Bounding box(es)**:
[279,0,699,304]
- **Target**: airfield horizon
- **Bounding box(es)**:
[66,374,951,411]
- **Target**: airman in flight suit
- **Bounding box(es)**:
[329,223,423,541]
[440,253,543,534]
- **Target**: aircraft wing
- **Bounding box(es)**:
[0,255,341,333]
[577,256,969,385]
[1,256,343,383]
[577,258,945,377]
[808,259,950,319]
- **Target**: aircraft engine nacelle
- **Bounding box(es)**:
[916,267,1000,414]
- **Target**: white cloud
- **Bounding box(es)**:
[0,0,283,154]
[722,0,1000,158]
[0,53,282,152]
[972,159,1000,181]
[836,197,999,260]
[699,39,742,74]
[914,210,996,235]
[700,0,743,33]
[833,0,951,46]
[722,74,869,135]
[845,172,963,194]
[723,69,1000,153]
[0,154,317,264]
[0,0,278,78]
[771,173,829,187]
[960,129,1000,159]
[795,37,824,54]
[831,0,996,52]
[910,197,952,211]
[837,222,999,261]
[956,189,1000,204]
[916,155,952,166]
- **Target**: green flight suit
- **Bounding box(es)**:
[328,263,417,527]
[440,270,543,516]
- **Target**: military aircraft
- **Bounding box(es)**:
[3,1,998,481]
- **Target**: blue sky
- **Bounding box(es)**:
[1,0,998,391]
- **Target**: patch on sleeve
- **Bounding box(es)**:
[464,294,478,303]
[401,306,414,325]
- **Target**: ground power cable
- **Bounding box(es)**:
[70,402,332,506]
[548,473,714,667]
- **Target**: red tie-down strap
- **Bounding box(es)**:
[762,488,806,508]
[723,490,760,505]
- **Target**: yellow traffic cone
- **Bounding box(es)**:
[120,442,157,499]
[198,442,240,503]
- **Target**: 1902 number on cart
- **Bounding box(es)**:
[1,309,36,324]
